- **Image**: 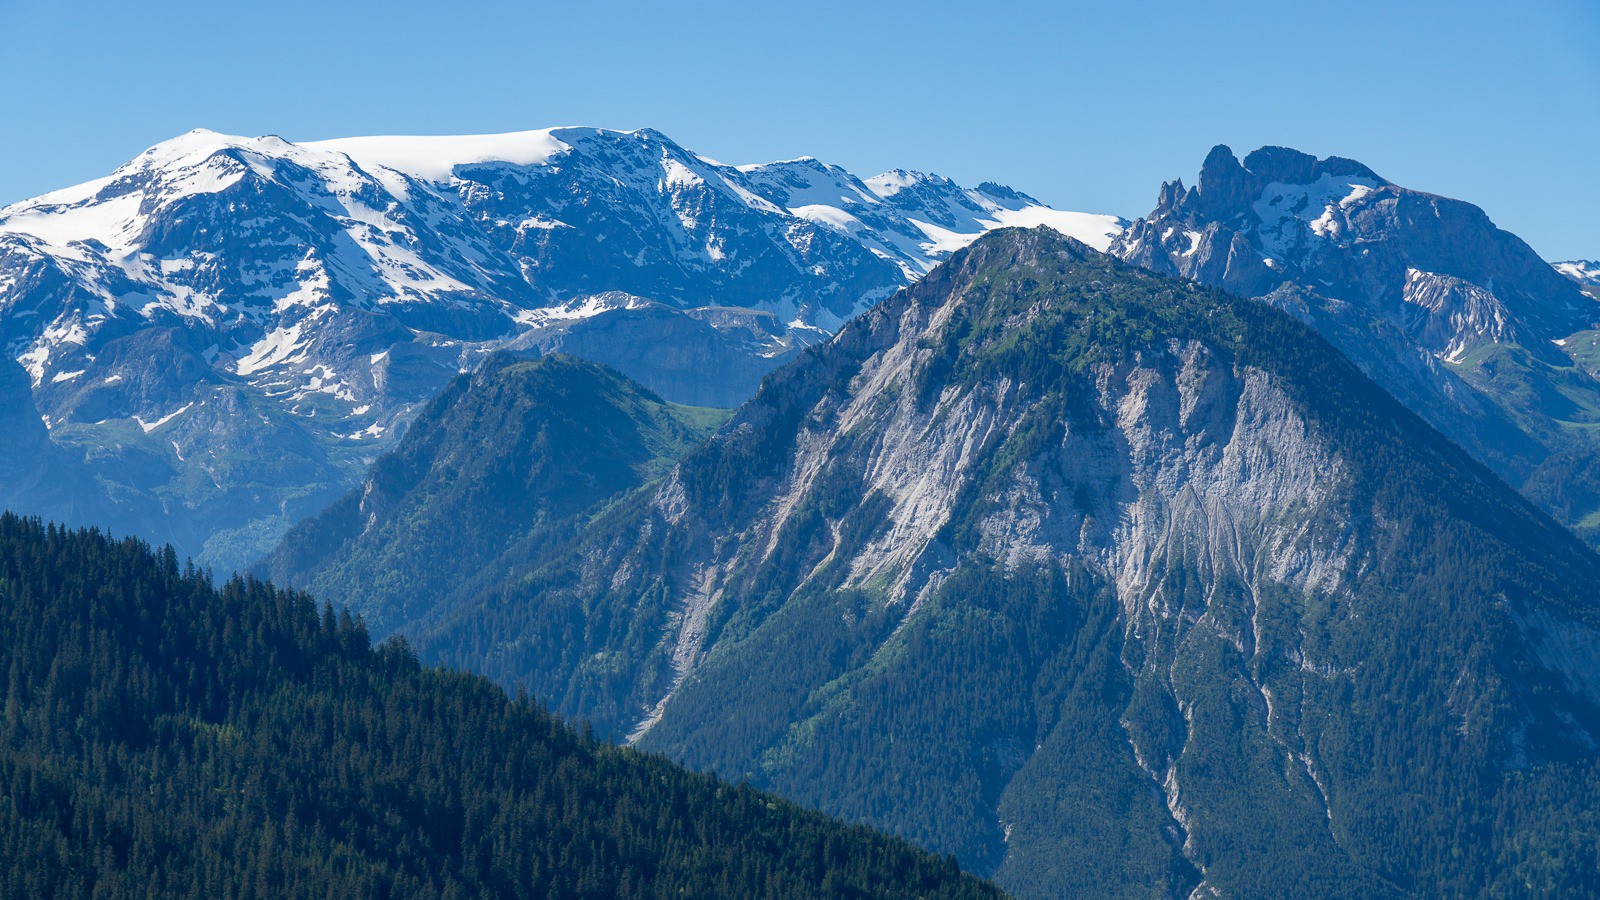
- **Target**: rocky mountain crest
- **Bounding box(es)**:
[1113,144,1600,545]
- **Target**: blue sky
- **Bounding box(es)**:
[2,0,1596,259]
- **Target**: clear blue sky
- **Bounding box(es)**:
[3,0,1596,259]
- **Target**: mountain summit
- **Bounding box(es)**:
[336,227,1600,897]
[1116,144,1583,335]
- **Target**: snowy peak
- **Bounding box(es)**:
[863,168,1123,264]
[1175,143,1388,239]
[308,125,744,186]
[5,127,392,232]
[0,122,526,373]
[865,167,1005,216]
[0,120,1124,411]
[864,167,1122,252]
[728,158,1120,278]
[1556,259,1600,286]
[1558,259,1600,301]
[0,125,1117,328]
[739,156,884,212]
[1,129,267,254]
[862,167,941,199]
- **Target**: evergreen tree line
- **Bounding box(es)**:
[0,512,1002,899]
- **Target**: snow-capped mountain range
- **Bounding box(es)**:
[0,125,1122,570]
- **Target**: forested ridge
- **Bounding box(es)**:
[0,512,1002,899]
[260,353,726,638]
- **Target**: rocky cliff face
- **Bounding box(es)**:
[1113,145,1600,545]
[397,229,1600,897]
[0,127,1118,569]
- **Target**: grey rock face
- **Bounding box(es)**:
[1112,144,1600,542]
[0,354,116,528]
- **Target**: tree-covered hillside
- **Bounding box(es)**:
[0,512,1002,899]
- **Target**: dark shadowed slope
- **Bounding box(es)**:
[0,512,1002,899]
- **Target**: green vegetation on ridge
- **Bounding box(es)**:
[260,353,726,637]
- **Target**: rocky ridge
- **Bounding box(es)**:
[1112,144,1600,543]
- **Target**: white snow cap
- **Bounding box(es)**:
[306,128,604,182]
[1554,260,1600,286]
[863,169,928,198]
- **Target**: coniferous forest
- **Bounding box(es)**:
[0,513,1001,899]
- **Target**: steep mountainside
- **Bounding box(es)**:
[0,126,1119,570]
[0,513,1002,898]
[1111,145,1600,543]
[390,229,1600,897]
[260,353,724,637]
